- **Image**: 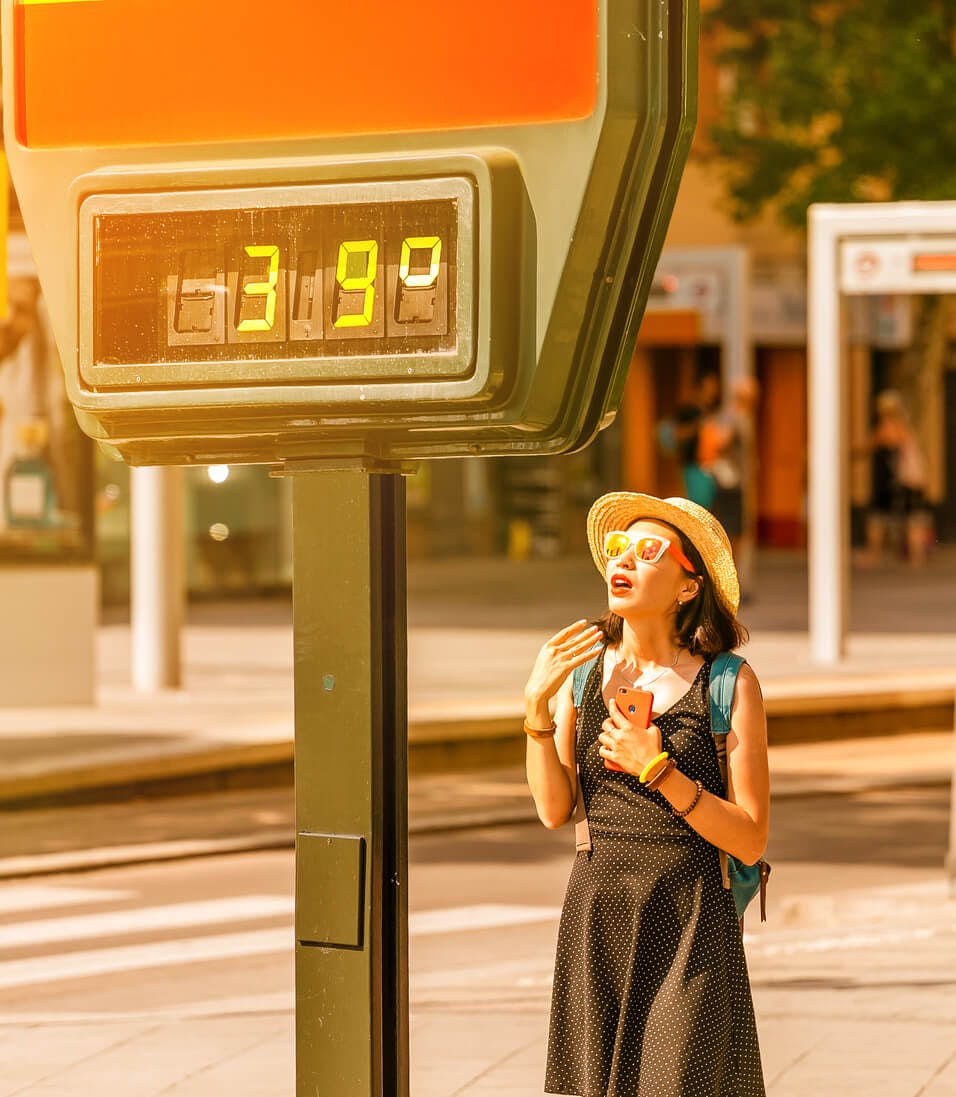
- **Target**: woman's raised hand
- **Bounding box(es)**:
[524,621,604,706]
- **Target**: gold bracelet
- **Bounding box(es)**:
[523,719,557,740]
[671,778,704,818]
[639,751,670,784]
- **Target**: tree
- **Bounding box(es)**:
[707,1,956,225]
[707,0,956,501]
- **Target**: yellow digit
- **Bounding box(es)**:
[334,240,378,328]
[400,236,442,288]
[237,244,279,333]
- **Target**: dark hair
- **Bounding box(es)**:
[592,521,748,659]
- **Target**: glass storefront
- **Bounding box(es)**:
[96,456,292,604]
[0,243,93,565]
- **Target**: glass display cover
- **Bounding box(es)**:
[82,179,475,389]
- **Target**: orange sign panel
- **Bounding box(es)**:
[15,0,598,148]
[912,253,956,273]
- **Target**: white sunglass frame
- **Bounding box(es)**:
[603,530,672,564]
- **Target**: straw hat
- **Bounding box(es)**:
[586,492,740,615]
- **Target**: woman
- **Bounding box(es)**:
[856,389,930,568]
[524,492,769,1097]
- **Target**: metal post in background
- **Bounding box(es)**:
[292,465,408,1097]
[808,208,848,665]
[947,696,956,897]
[131,465,184,691]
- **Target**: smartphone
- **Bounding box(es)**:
[605,687,654,771]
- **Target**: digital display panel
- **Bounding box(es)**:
[81,178,475,389]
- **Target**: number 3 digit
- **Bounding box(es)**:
[237,245,279,332]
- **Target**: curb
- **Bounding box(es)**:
[0,772,949,880]
[1,681,953,810]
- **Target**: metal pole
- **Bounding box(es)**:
[946,698,956,897]
[722,246,752,393]
[808,208,847,664]
[293,467,408,1097]
[131,465,184,691]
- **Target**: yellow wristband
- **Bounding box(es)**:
[639,751,670,784]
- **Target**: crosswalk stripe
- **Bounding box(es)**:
[0,899,554,954]
[0,928,290,990]
[0,901,560,990]
[408,904,560,935]
[0,895,293,951]
[0,885,131,917]
[746,923,953,957]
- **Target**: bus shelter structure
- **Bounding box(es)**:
[808,201,956,664]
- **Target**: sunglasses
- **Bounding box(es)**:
[603,530,697,575]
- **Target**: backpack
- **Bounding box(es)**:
[571,650,771,924]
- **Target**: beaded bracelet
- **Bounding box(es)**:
[523,719,557,740]
[671,778,704,818]
[639,751,669,784]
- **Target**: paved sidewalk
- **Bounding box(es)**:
[0,549,953,809]
[0,871,953,1096]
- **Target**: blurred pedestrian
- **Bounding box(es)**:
[656,370,722,508]
[855,389,930,567]
[698,376,760,599]
[524,492,769,1097]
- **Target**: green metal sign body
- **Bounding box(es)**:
[3,1,698,464]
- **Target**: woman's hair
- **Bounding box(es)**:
[592,520,748,658]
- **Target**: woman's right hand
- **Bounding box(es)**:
[524,621,604,707]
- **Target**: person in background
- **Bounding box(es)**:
[855,389,930,568]
[656,370,723,509]
[698,377,760,600]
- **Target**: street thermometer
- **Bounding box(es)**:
[2,2,699,1095]
[5,0,697,466]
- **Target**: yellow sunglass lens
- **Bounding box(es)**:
[637,538,664,561]
[604,533,630,558]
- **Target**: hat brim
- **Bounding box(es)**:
[586,492,740,615]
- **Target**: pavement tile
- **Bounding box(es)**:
[923,1054,956,1097]
[156,1023,292,1097]
[4,1018,270,1097]
[0,1020,155,1096]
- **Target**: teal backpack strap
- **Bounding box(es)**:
[709,651,771,924]
[709,651,745,735]
[571,648,603,855]
[572,653,600,710]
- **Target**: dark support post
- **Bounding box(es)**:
[292,467,409,1097]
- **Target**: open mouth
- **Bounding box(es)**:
[610,574,633,593]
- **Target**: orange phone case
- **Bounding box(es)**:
[606,687,654,771]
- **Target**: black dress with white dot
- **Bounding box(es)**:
[544,657,766,1097]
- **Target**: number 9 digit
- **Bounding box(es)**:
[334,240,378,328]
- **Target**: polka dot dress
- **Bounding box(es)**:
[545,657,766,1097]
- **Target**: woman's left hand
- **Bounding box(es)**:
[597,698,664,776]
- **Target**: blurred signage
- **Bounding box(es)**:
[648,267,724,338]
[841,237,956,294]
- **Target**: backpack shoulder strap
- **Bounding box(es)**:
[572,653,601,710]
[571,646,604,854]
[709,651,747,893]
[709,651,746,735]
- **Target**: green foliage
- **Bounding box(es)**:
[707,1,956,225]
